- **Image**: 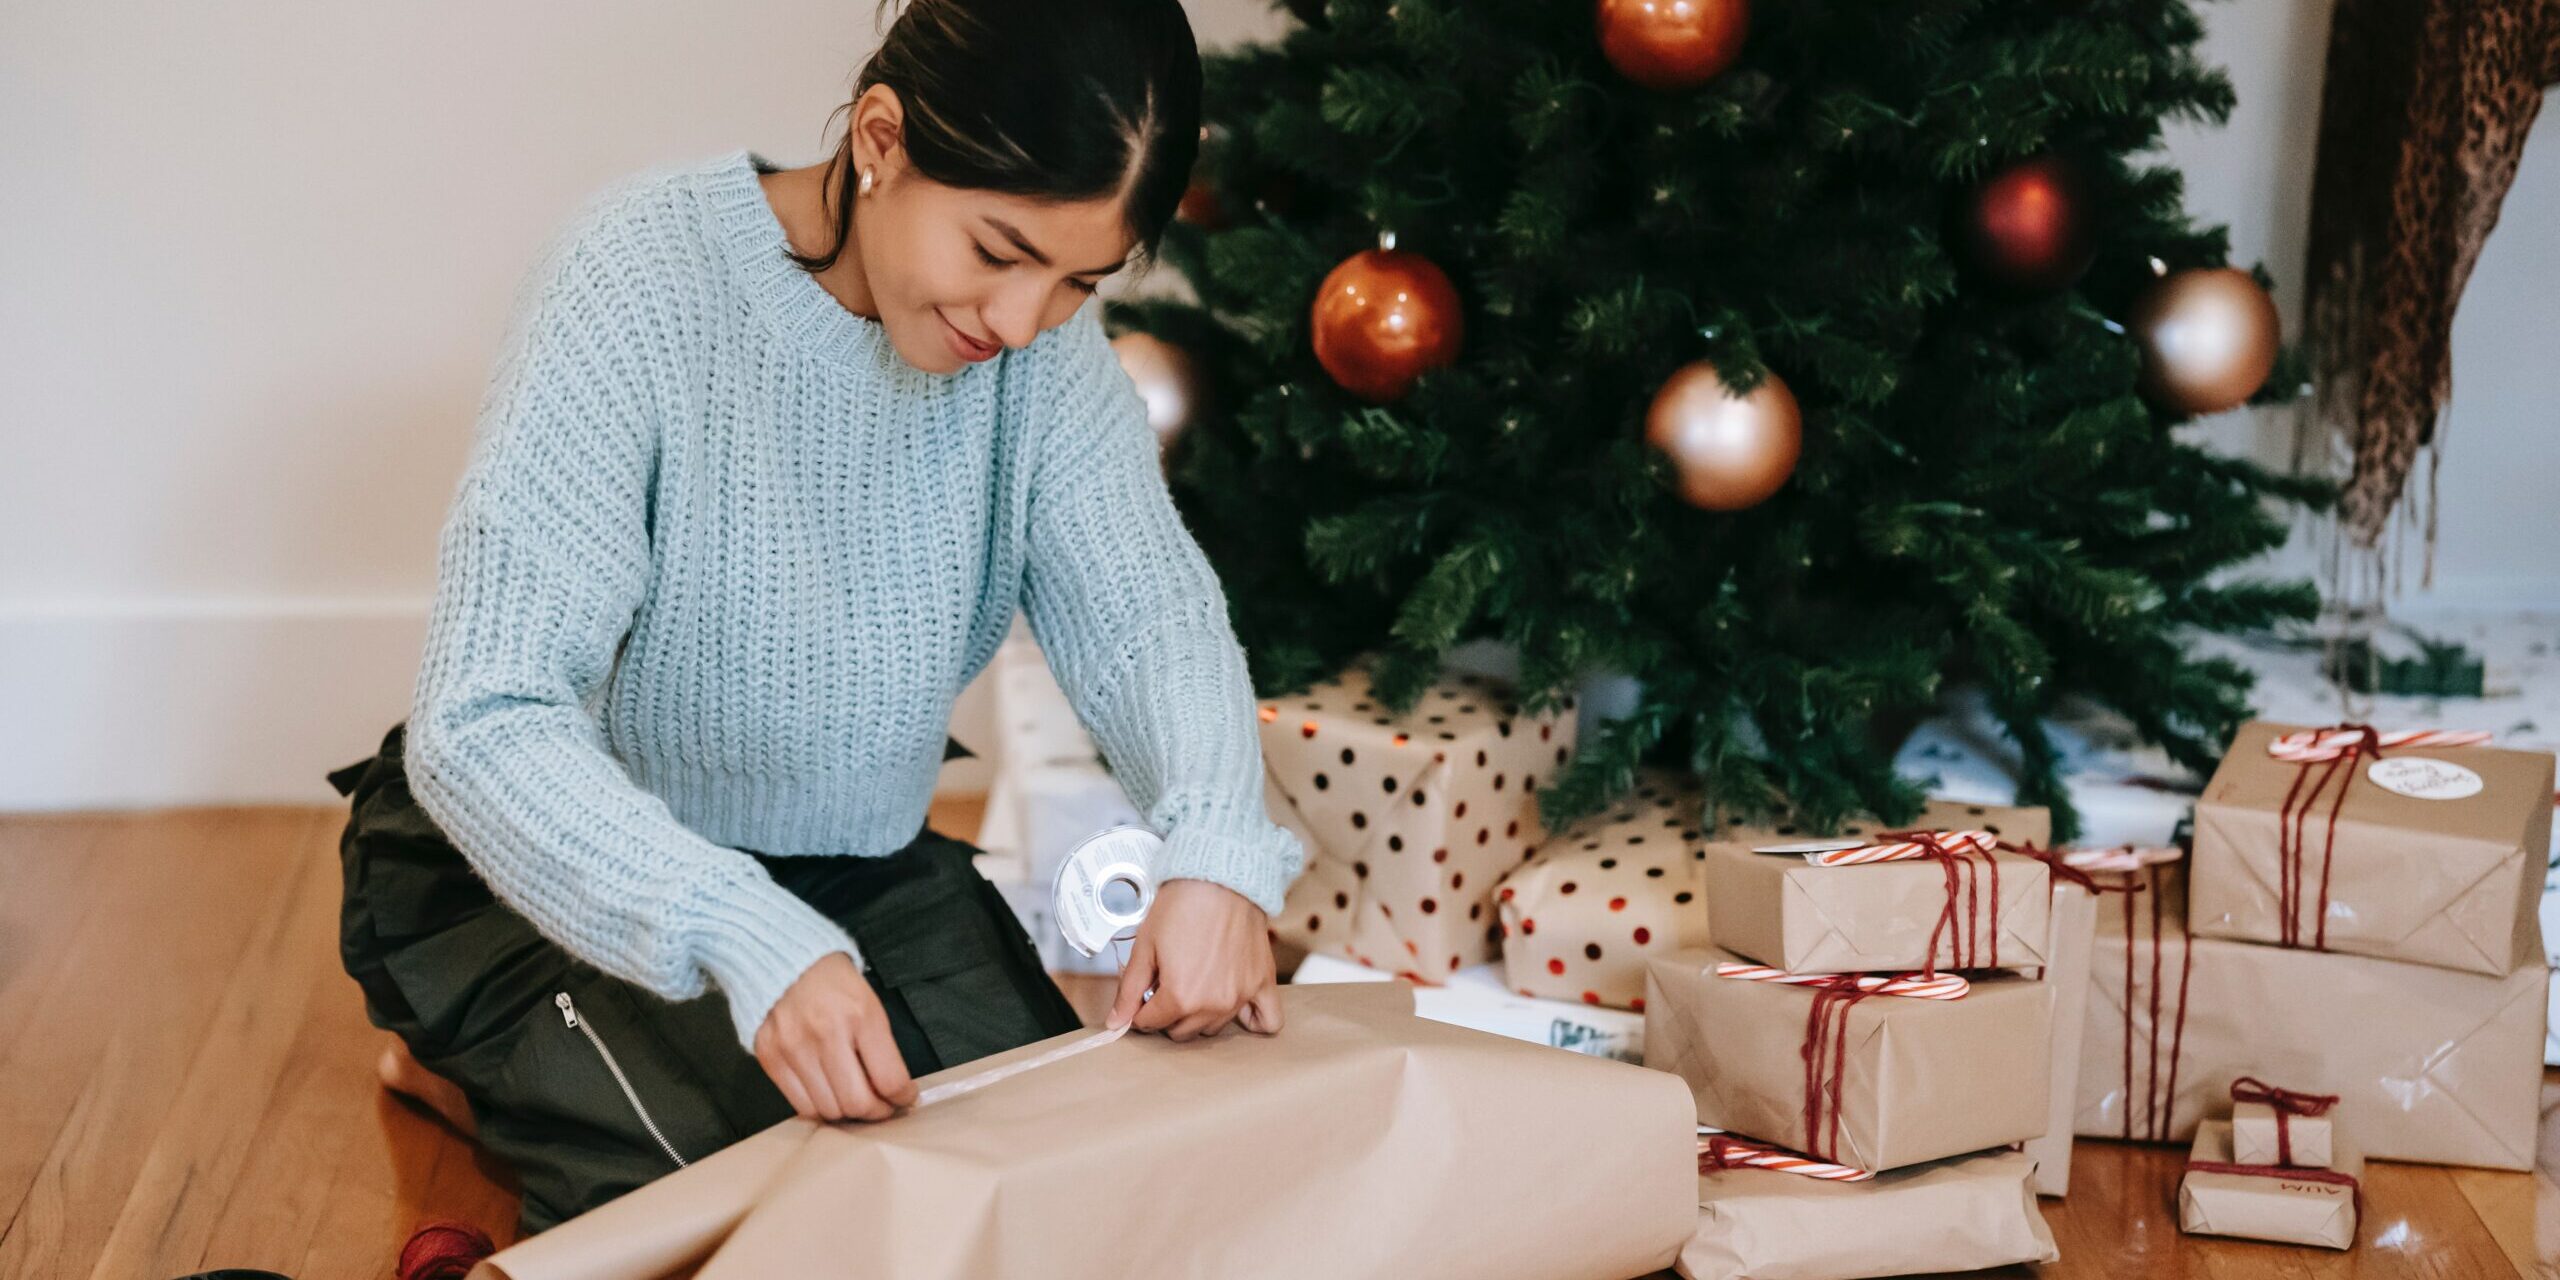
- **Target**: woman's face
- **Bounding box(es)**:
[863,176,1137,375]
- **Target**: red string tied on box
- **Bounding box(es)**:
[2229,1075,2341,1168]
[2265,724,2489,950]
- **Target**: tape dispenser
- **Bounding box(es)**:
[1051,823,1162,972]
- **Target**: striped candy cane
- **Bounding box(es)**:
[2061,845,2185,874]
[1697,1128,1876,1182]
[1713,962,1971,1000]
[2267,727,2490,762]
[1803,829,1998,866]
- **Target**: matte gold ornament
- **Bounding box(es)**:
[1596,0,1750,92]
[1644,360,1800,511]
[1310,231,1464,404]
[1109,331,1203,452]
[2130,267,2281,415]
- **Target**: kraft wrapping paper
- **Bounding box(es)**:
[468,983,1695,1280]
[2178,1120,2363,1250]
[1645,946,2054,1173]
[2076,863,2547,1170]
[1676,1147,2059,1280]
[2190,720,2553,975]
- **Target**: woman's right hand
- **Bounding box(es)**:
[752,951,917,1122]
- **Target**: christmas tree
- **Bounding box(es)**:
[1110,0,2327,840]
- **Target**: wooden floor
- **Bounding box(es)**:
[2,802,2552,1280]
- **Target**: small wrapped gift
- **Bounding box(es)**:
[2178,1119,2364,1250]
[1677,1145,2058,1280]
[468,984,1695,1280]
[1495,769,1713,1010]
[2228,1077,2340,1169]
[1644,946,2054,1173]
[1293,951,1646,1063]
[2077,859,2547,1170]
[1702,813,2053,976]
[1266,659,1578,980]
[2190,720,2553,975]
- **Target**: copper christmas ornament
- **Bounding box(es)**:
[1310,234,1464,404]
[1644,360,1801,511]
[2130,267,2281,415]
[1596,0,1751,92]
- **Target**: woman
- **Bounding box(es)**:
[329,0,1303,1238]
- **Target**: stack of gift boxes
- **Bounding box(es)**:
[1636,812,2075,1279]
[2073,719,2553,1247]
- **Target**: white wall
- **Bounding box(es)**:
[0,0,2549,809]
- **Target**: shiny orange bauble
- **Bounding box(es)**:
[1960,153,2097,293]
[1310,239,1464,403]
[1644,360,1801,511]
[2129,267,2281,415]
[1596,0,1750,92]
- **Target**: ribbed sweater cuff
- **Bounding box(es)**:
[1155,811,1304,920]
[690,866,865,1054]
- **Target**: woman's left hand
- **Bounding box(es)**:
[1106,879,1282,1041]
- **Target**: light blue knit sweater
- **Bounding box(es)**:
[406,147,1304,1053]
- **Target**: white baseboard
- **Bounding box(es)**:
[0,597,999,811]
[0,598,432,810]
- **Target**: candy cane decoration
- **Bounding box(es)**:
[1697,1129,1875,1182]
[2267,727,2489,762]
[1714,963,1970,1000]
[2062,845,2185,874]
[1803,829,1998,866]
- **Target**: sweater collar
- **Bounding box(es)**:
[704,147,902,373]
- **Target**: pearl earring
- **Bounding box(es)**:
[859,166,877,197]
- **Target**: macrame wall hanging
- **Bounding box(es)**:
[2296,0,2560,600]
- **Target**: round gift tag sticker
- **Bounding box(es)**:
[2366,756,2484,801]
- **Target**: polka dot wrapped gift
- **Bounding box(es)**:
[1494,771,1715,1010]
[1263,660,1578,980]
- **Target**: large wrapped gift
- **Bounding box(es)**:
[1701,802,2054,975]
[1496,769,1713,1010]
[2023,874,2101,1196]
[1293,951,1646,1063]
[2177,1119,2364,1250]
[2077,862,2548,1169]
[1267,660,1578,980]
[468,983,1694,1280]
[2189,720,2552,975]
[1644,946,2053,1172]
[1676,1145,2058,1280]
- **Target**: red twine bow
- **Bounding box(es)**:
[2230,1076,2340,1168]
[1871,828,2003,978]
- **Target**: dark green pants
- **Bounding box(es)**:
[328,722,1083,1237]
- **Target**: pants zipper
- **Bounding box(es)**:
[555,990,691,1169]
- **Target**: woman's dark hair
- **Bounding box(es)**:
[784,0,1202,278]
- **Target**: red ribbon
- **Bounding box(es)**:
[1796,973,1881,1165]
[2272,722,2382,950]
[2229,1076,2339,1168]
[2098,860,2196,1143]
[1873,829,2002,977]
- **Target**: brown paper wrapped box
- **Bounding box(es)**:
[467,983,1695,1280]
[1267,660,1578,980]
[2190,720,2553,975]
[2178,1120,2363,1249]
[2229,1087,2337,1169]
[2077,864,2547,1169]
[1701,803,2053,975]
[1497,769,1714,1009]
[1678,1147,2059,1280]
[2023,877,2099,1197]
[1644,946,2054,1172]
